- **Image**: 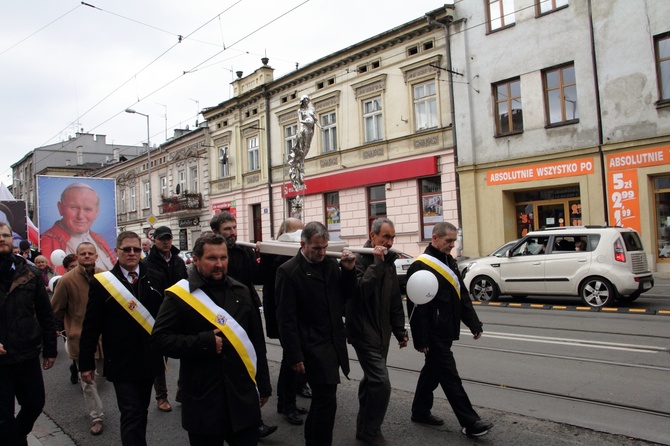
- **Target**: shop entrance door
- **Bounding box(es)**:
[537,202,567,229]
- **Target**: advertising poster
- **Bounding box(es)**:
[37,176,117,273]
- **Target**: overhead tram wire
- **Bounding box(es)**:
[0,4,82,57]
[28,0,311,167]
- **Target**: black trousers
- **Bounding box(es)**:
[0,356,45,446]
[411,339,480,427]
[304,382,337,446]
[187,423,259,446]
[113,378,154,446]
[276,355,298,411]
[352,343,391,440]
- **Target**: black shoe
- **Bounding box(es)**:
[175,389,182,403]
[258,422,278,438]
[462,420,493,437]
[356,433,387,445]
[69,362,78,384]
[283,408,304,425]
[411,414,444,426]
[297,385,312,398]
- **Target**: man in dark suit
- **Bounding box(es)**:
[79,231,165,446]
[152,233,272,446]
[276,222,356,446]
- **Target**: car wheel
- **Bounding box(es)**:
[579,277,615,308]
[470,276,499,302]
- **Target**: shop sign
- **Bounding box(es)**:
[605,147,670,233]
[179,217,199,228]
[487,158,594,185]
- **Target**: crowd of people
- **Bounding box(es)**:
[0,214,494,446]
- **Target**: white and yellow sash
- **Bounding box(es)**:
[95,271,155,334]
[167,279,257,385]
[413,254,461,300]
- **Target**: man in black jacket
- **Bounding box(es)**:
[140,225,187,413]
[79,231,165,446]
[0,222,57,446]
[210,211,277,438]
[259,217,309,425]
[347,218,408,445]
[276,222,356,446]
[152,232,272,446]
[407,222,493,437]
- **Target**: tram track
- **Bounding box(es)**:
[383,360,670,420]
[266,338,670,419]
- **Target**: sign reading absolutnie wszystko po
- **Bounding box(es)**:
[487,158,595,186]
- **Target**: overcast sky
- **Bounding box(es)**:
[0,0,452,185]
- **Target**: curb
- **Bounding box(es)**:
[472,301,670,315]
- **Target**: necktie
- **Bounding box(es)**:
[128,271,138,285]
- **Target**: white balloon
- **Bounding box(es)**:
[48,275,62,292]
[50,249,67,267]
[406,270,439,305]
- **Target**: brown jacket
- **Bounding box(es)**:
[51,264,103,359]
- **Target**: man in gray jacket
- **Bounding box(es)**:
[346,218,408,445]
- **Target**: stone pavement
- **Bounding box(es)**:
[25,358,662,446]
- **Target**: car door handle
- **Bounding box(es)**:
[532,262,541,265]
[578,259,587,262]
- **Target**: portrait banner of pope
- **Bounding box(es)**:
[37,176,117,273]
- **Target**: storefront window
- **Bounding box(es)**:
[368,185,386,231]
[420,177,443,239]
[325,192,341,241]
[514,186,581,237]
[654,176,670,260]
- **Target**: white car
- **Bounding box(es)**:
[463,226,654,308]
[394,251,414,294]
[458,240,518,278]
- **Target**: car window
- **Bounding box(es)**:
[621,232,644,251]
[512,236,549,256]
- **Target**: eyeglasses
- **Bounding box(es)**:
[0,234,13,239]
[119,247,142,253]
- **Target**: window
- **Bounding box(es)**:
[363,97,383,142]
[488,0,516,31]
[178,170,186,194]
[129,186,136,212]
[325,192,341,241]
[368,185,386,230]
[420,177,444,239]
[654,176,670,260]
[414,80,438,131]
[247,136,260,171]
[218,147,229,178]
[321,112,337,153]
[537,0,568,15]
[143,181,150,209]
[284,125,297,155]
[189,166,198,193]
[655,33,670,102]
[160,176,167,197]
[494,78,523,135]
[119,189,126,214]
[544,64,578,125]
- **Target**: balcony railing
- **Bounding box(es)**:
[160,192,203,214]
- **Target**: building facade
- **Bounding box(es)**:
[11,132,143,221]
[203,7,458,256]
[450,0,670,276]
[95,125,210,251]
